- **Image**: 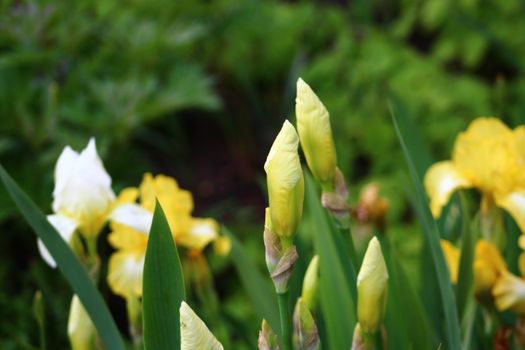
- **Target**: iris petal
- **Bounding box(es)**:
[424,161,471,218]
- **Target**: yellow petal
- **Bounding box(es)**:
[474,240,507,295]
[107,250,145,298]
[495,190,525,233]
[452,117,524,195]
[519,253,525,277]
[115,187,139,205]
[140,173,194,215]
[264,120,304,239]
[493,272,525,313]
[357,237,388,335]
[139,173,194,235]
[440,240,460,284]
[424,161,471,218]
[180,301,224,350]
[296,78,337,190]
[108,224,148,251]
[213,236,232,256]
[177,218,219,251]
[519,235,525,250]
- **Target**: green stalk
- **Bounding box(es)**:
[277,291,293,350]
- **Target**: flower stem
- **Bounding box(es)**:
[277,291,293,350]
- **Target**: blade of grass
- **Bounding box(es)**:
[223,227,280,333]
[305,172,356,350]
[379,234,435,349]
[390,103,462,349]
[142,202,186,350]
[0,164,125,350]
[456,192,475,321]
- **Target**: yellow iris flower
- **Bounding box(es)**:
[492,239,525,314]
[424,117,525,233]
[108,173,230,298]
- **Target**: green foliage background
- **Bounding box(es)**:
[1,0,525,348]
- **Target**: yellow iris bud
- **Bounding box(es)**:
[264,120,304,240]
[301,255,320,311]
[67,296,97,350]
[296,78,337,191]
[357,237,388,335]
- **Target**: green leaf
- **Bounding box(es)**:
[390,102,462,349]
[143,201,186,350]
[223,227,280,333]
[305,172,356,350]
[0,164,125,350]
[456,193,475,321]
[380,234,434,349]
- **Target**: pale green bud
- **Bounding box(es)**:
[180,301,223,350]
[351,323,371,350]
[264,120,304,240]
[258,319,280,350]
[296,78,337,191]
[301,255,319,312]
[357,237,388,335]
[293,298,320,350]
[68,295,97,350]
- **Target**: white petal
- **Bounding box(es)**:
[111,203,153,233]
[38,214,78,268]
[48,214,78,242]
[180,301,223,350]
[38,239,57,268]
[52,139,115,234]
[53,146,79,202]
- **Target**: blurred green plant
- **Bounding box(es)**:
[3,0,525,348]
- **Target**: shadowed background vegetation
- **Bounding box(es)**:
[2,0,525,348]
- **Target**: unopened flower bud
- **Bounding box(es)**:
[263,213,298,293]
[351,323,371,350]
[264,120,304,241]
[68,296,97,350]
[180,301,223,350]
[258,319,280,350]
[321,168,350,223]
[293,298,320,350]
[357,237,388,335]
[301,255,319,312]
[296,78,337,191]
